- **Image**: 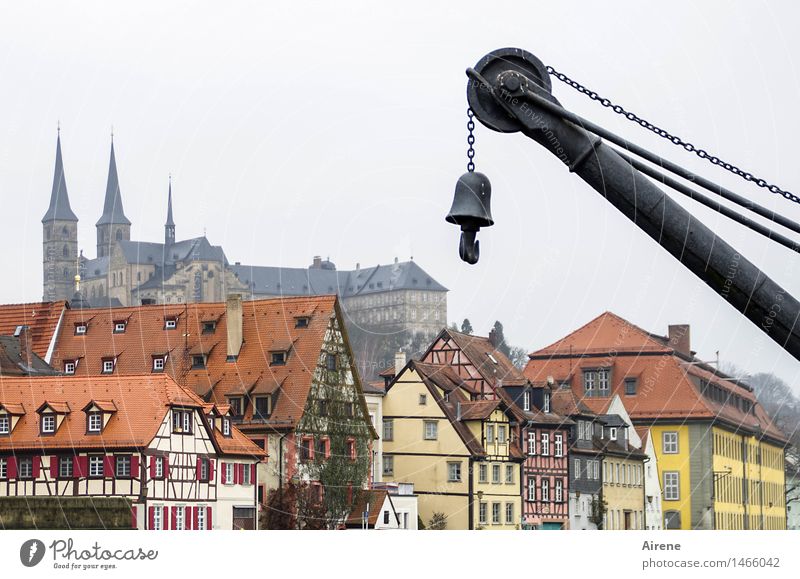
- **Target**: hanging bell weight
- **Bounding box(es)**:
[445,171,494,230]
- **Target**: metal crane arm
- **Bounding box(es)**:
[465,48,800,360]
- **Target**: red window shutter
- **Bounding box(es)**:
[149,456,156,479]
[148,506,155,530]
[163,506,169,530]
[50,456,58,478]
[131,455,139,477]
[185,506,193,530]
[32,456,40,478]
[171,506,178,531]
[209,459,215,482]
[221,462,227,484]
[193,506,199,530]
[77,456,88,478]
[196,457,201,480]
[206,506,212,531]
[250,464,256,485]
[237,464,244,484]
[103,456,114,477]
[131,506,138,529]
[164,455,170,479]
[7,457,17,479]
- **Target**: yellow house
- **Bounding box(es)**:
[382,360,523,530]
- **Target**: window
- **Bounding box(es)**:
[479,502,487,525]
[505,503,514,525]
[541,432,550,455]
[173,410,193,434]
[447,461,461,482]
[155,457,164,479]
[271,351,287,365]
[0,416,9,435]
[555,478,563,502]
[598,368,610,394]
[116,455,131,478]
[527,431,536,455]
[541,478,550,502]
[75,323,87,335]
[114,322,126,333]
[242,464,252,485]
[64,361,76,374]
[59,456,73,478]
[554,433,563,457]
[89,455,103,477]
[1,457,8,478]
[487,424,495,444]
[574,458,581,479]
[492,464,501,483]
[382,455,394,476]
[609,427,617,441]
[102,359,114,374]
[315,438,327,460]
[229,397,242,417]
[479,464,487,483]
[543,393,551,413]
[88,412,102,433]
[254,396,271,418]
[593,460,599,480]
[202,321,216,334]
[424,421,438,441]
[164,318,177,330]
[222,418,230,437]
[300,437,313,462]
[191,355,206,369]
[382,419,394,441]
[224,463,234,484]
[325,353,337,371]
[527,478,535,501]
[523,391,531,411]
[663,432,679,454]
[175,507,184,530]
[583,370,595,394]
[491,502,501,525]
[345,402,355,418]
[295,317,309,328]
[418,394,427,405]
[42,414,56,434]
[196,507,205,530]
[153,357,165,372]
[664,471,680,501]
[346,438,356,461]
[584,368,610,397]
[199,458,210,481]
[505,465,514,484]
[498,425,507,444]
[625,378,637,395]
[19,457,33,479]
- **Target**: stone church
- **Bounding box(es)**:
[41,132,448,339]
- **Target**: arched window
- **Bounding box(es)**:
[112,273,117,286]
[116,229,123,241]
[62,245,69,258]
[120,271,124,285]
[91,287,97,300]
[62,226,69,238]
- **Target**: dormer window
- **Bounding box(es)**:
[164,317,177,330]
[523,391,531,412]
[228,397,243,417]
[101,358,115,374]
[42,414,56,434]
[295,317,310,328]
[544,393,551,413]
[64,360,77,375]
[75,323,87,335]
[152,355,166,372]
[88,412,102,433]
[609,427,617,441]
[202,321,216,334]
[0,416,8,434]
[172,409,193,434]
[113,321,127,333]
[271,351,287,366]
[254,396,271,419]
[191,355,206,369]
[222,418,231,437]
[326,353,337,371]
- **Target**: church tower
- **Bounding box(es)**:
[165,177,175,247]
[42,129,79,301]
[95,137,131,257]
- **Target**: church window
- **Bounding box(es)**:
[62,226,69,238]
[62,245,69,257]
[116,229,123,241]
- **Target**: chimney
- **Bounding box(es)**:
[16,325,33,368]
[668,324,691,356]
[394,351,406,374]
[488,328,498,347]
[311,256,322,269]
[356,263,360,271]
[226,294,243,361]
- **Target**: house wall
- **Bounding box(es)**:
[650,423,692,530]
[602,456,645,530]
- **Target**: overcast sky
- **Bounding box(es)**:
[2,1,799,391]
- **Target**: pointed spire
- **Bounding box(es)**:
[96,137,131,226]
[42,129,78,223]
[165,175,176,246]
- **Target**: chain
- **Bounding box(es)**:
[467,108,476,172]
[546,66,800,205]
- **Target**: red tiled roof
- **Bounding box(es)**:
[439,330,528,388]
[0,301,67,359]
[458,399,501,420]
[346,489,391,527]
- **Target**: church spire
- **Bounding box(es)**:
[165,175,175,246]
[42,128,78,223]
[95,137,131,227]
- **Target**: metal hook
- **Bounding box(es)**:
[459,230,480,265]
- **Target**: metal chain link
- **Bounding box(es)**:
[467,108,476,172]
[547,66,800,205]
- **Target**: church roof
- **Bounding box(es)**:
[41,133,78,223]
[96,141,131,226]
[230,259,447,297]
[118,237,227,266]
[165,181,175,227]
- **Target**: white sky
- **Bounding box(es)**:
[1,1,799,390]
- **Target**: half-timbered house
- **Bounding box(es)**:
[0,374,265,529]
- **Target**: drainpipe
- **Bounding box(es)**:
[468,457,474,530]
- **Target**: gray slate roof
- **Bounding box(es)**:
[96,142,131,226]
[42,134,78,223]
[117,237,227,266]
[230,260,447,297]
[81,256,109,279]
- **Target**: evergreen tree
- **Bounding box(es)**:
[491,320,511,358]
[461,318,473,334]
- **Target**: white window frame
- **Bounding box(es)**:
[523,391,531,412]
[155,457,164,479]
[492,464,500,484]
[593,460,599,480]
[64,361,76,374]
[75,324,87,335]
[153,357,165,371]
[175,507,184,530]
[543,393,551,413]
[527,478,535,501]
[382,455,394,477]
[554,433,563,457]
[479,464,487,483]
[487,424,495,444]
[114,322,126,333]
[102,360,114,373]
[479,502,487,525]
[491,502,501,525]
[116,455,131,478]
[505,464,514,484]
[183,411,192,433]
[664,471,680,501]
[527,431,536,455]
[663,431,679,454]
[424,420,438,441]
[598,368,610,393]
[541,478,550,502]
[18,457,33,478]
[0,415,9,434]
[88,412,102,433]
[225,463,234,485]
[89,455,103,477]
[165,319,177,329]
[42,414,56,433]
[574,458,581,479]
[505,502,514,525]
[382,419,394,441]
[583,371,595,393]
[222,418,230,436]
[447,461,461,482]
[541,432,550,456]
[59,456,73,478]
[242,464,251,485]
[153,507,162,530]
[555,478,563,502]
[609,427,617,441]
[498,425,507,444]
[196,507,205,530]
